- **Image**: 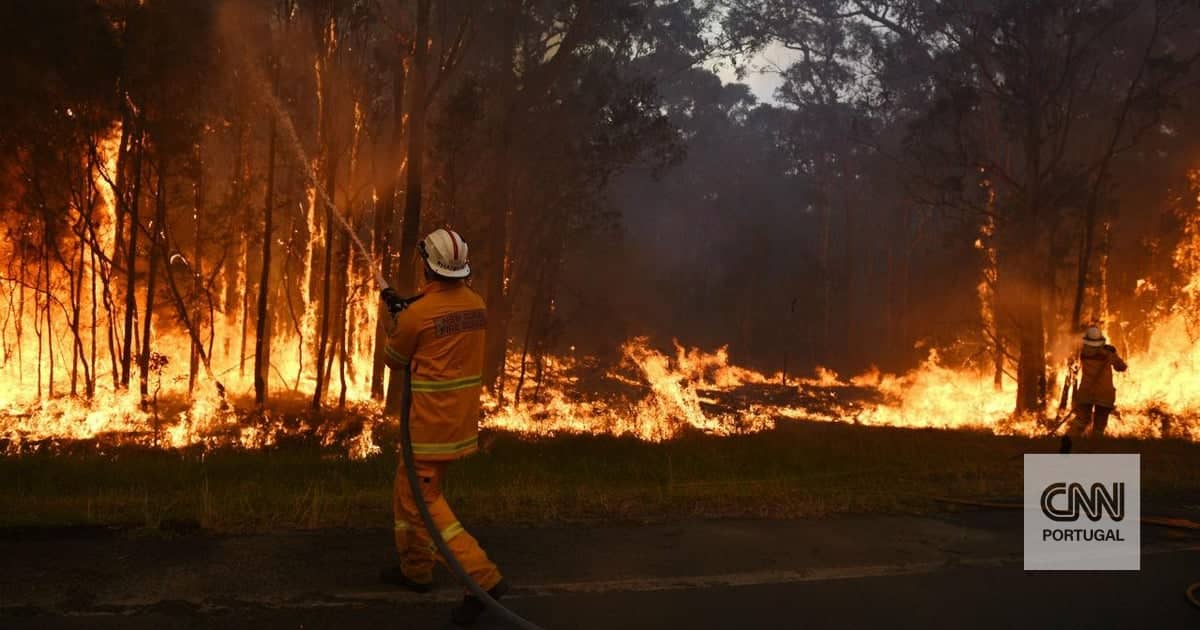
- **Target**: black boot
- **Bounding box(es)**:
[450,579,510,626]
[379,566,432,594]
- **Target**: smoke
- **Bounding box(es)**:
[214,2,385,290]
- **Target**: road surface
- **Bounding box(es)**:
[3,509,1198,628]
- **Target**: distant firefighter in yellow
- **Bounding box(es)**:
[378,228,508,626]
[1068,326,1128,437]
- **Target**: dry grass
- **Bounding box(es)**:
[2,419,1199,531]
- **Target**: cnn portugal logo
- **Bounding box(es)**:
[1024,455,1139,571]
[1040,482,1125,522]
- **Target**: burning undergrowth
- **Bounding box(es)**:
[482,339,886,442]
[0,390,387,459]
[6,334,1199,459]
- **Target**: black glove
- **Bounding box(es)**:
[382,288,419,314]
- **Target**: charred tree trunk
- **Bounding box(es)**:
[120,125,145,389]
[239,236,251,378]
[255,102,278,406]
[370,40,408,400]
[840,165,856,367]
[188,151,203,394]
[396,0,431,296]
[310,63,342,413]
[108,117,131,389]
[312,156,338,410]
[482,5,518,396]
[70,225,87,396]
[1014,267,1047,414]
[139,155,167,400]
[819,200,832,361]
[481,147,513,397]
[311,3,341,411]
[1013,11,1049,416]
[993,337,1005,390]
[1015,92,1047,413]
[17,261,25,387]
[514,269,544,406]
[42,212,54,398]
[336,240,350,408]
[384,0,432,413]
[88,227,98,398]
[34,236,42,397]
[324,229,350,404]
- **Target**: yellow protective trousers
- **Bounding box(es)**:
[393,458,502,590]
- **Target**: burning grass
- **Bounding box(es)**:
[5,335,1200,461]
[3,420,1199,532]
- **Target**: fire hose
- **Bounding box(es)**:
[394,300,545,630]
[341,224,541,625]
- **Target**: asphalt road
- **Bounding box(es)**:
[3,510,1198,629]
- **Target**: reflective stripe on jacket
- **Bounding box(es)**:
[385,279,487,461]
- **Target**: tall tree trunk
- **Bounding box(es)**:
[42,214,54,398]
[384,0,432,413]
[482,4,518,395]
[819,199,832,361]
[1012,10,1047,416]
[35,240,42,397]
[255,106,278,406]
[121,126,145,389]
[370,41,408,400]
[1014,255,1047,414]
[325,229,349,404]
[840,166,855,367]
[481,150,513,396]
[109,116,131,388]
[337,247,349,409]
[1014,43,1047,415]
[514,270,543,406]
[239,238,251,378]
[139,155,167,400]
[395,0,431,296]
[70,226,86,396]
[17,263,25,387]
[312,147,339,410]
[189,152,203,394]
[89,229,98,398]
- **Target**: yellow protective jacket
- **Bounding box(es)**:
[384,279,487,461]
[1075,345,1128,408]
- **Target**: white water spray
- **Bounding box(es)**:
[235,39,388,291]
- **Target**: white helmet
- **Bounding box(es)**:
[1082,326,1106,347]
[420,228,471,278]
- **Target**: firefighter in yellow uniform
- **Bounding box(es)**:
[379,228,507,626]
[1068,326,1128,437]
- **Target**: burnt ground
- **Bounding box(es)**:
[2,508,1198,629]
